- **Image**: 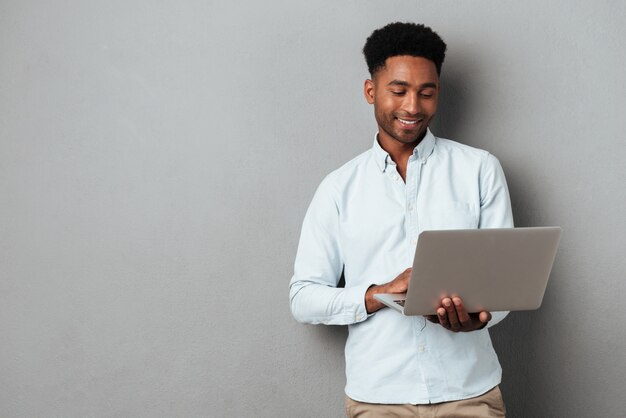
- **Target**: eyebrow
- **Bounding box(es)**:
[387,80,438,89]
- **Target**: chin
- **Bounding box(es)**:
[396,132,425,144]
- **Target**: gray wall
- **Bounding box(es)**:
[2,1,624,417]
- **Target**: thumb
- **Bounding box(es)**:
[479,311,492,324]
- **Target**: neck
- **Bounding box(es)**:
[377,133,425,182]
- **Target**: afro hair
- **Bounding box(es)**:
[363,22,447,76]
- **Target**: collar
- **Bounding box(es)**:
[372,128,437,172]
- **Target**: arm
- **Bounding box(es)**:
[478,153,514,327]
[428,153,514,331]
[289,177,371,325]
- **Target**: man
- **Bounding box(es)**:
[289,22,512,417]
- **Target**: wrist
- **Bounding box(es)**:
[365,284,385,314]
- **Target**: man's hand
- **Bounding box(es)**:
[365,268,412,314]
[425,296,491,332]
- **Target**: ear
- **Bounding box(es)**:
[364,79,375,104]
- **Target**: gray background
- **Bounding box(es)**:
[1,1,624,417]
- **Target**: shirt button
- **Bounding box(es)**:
[408,205,414,211]
[418,345,425,353]
[356,314,363,321]
[411,239,417,245]
[393,176,399,181]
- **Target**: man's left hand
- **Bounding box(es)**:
[425,297,491,332]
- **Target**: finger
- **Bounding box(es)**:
[452,297,472,329]
[443,298,460,330]
[436,307,449,328]
[479,311,492,324]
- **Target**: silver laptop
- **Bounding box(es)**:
[374,227,562,315]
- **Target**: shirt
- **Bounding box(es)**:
[289,129,514,404]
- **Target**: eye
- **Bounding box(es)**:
[390,90,405,96]
[420,89,436,98]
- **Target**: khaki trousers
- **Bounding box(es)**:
[345,385,506,418]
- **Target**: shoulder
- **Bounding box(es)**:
[434,136,491,159]
[319,148,373,191]
[306,148,373,214]
[433,136,502,169]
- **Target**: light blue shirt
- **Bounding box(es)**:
[289,129,514,404]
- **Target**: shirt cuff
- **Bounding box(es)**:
[344,282,374,323]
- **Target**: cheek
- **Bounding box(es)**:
[376,98,399,115]
[424,99,438,115]
[374,101,393,119]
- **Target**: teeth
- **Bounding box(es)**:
[398,118,418,125]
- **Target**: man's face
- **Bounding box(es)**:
[364,55,439,146]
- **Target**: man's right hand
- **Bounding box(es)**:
[364,268,412,314]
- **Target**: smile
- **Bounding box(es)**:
[397,117,421,126]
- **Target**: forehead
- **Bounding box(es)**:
[374,55,439,85]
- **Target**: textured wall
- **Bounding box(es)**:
[1,1,624,417]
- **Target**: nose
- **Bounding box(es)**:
[401,92,420,115]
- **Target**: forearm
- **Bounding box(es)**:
[364,285,385,314]
[289,280,371,325]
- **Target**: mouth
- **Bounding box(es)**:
[396,117,423,128]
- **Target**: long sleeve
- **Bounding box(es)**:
[479,153,515,327]
[289,176,370,325]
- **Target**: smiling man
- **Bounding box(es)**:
[289,22,513,417]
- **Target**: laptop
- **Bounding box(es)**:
[374,227,562,315]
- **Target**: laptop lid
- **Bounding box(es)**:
[395,227,561,316]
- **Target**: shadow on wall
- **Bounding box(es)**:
[490,311,535,418]
[430,55,475,141]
